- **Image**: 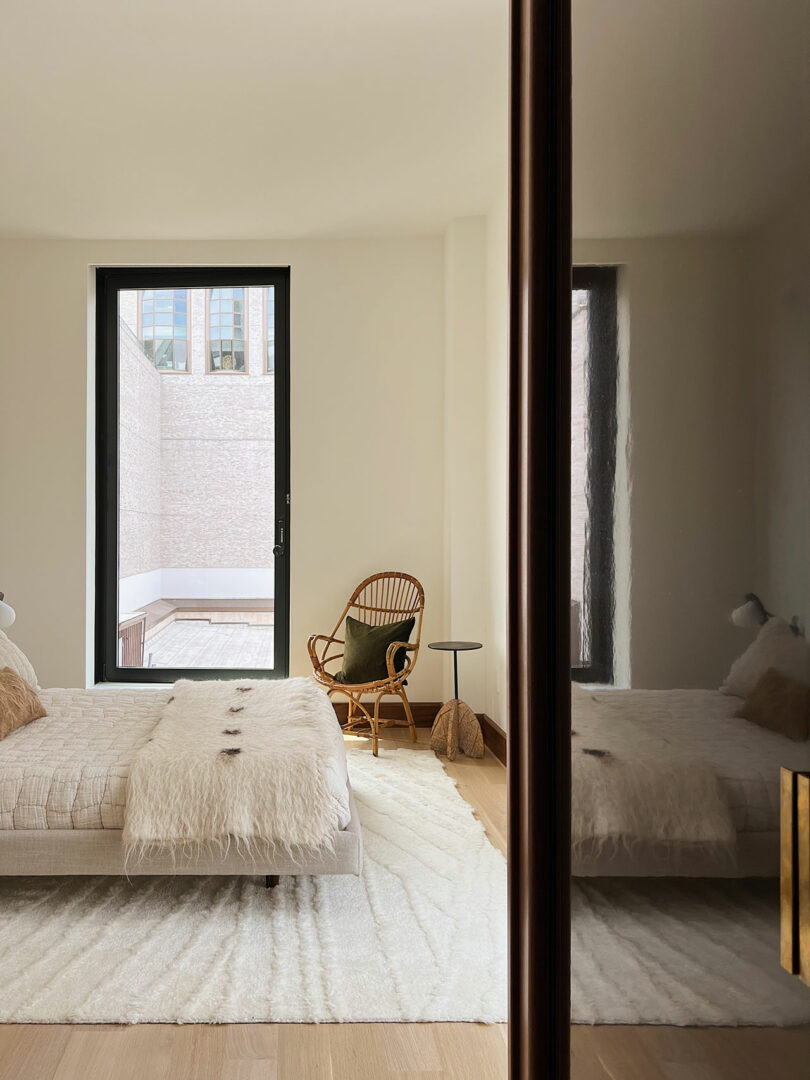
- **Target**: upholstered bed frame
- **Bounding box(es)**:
[572,831,778,878]
[0,789,363,879]
[0,675,363,883]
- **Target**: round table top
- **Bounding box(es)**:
[428,640,483,652]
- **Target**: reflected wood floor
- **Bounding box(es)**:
[3,726,808,1079]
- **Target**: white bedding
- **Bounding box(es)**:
[0,685,351,833]
[588,687,810,834]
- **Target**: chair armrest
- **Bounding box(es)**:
[308,634,345,674]
[385,641,417,682]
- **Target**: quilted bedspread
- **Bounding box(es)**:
[0,688,169,829]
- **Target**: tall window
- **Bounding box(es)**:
[571,266,618,683]
[208,287,246,372]
[140,289,188,370]
[266,287,275,373]
[96,267,291,684]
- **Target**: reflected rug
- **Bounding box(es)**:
[573,877,810,1026]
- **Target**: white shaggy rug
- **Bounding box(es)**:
[573,877,810,1026]
[0,747,507,1024]
[4,746,806,1028]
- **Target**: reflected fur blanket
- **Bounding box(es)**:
[571,684,735,852]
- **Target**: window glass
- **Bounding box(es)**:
[140,288,189,372]
[208,287,246,371]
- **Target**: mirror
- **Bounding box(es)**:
[570,0,810,1072]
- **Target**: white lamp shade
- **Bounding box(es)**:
[0,599,16,630]
[731,599,765,629]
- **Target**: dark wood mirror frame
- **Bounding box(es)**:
[508,1,572,1077]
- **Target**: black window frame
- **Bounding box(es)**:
[571,265,617,684]
[95,266,291,684]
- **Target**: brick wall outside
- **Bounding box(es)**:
[118,318,162,579]
[119,287,275,586]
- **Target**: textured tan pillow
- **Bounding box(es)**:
[737,667,810,741]
[0,667,46,741]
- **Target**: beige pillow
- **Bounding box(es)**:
[737,667,810,742]
[0,630,39,690]
[721,617,810,698]
[0,667,46,741]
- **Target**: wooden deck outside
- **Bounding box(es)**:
[143,619,275,669]
[118,599,276,669]
[139,599,275,639]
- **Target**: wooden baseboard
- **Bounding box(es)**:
[330,700,442,727]
[478,713,507,765]
[330,699,508,765]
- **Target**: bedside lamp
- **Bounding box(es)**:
[730,592,770,629]
[0,592,16,631]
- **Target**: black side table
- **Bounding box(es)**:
[428,641,484,760]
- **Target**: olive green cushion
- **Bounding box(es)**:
[335,616,415,685]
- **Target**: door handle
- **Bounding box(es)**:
[273,519,286,558]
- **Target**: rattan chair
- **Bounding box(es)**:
[308,571,425,756]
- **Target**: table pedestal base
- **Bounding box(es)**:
[430,699,484,761]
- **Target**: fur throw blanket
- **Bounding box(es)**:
[123,677,346,860]
[572,685,735,852]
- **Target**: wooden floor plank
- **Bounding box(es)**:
[165,1023,227,1080]
[0,1024,71,1080]
[570,1024,810,1080]
[380,1021,443,1073]
[329,1023,390,1079]
[570,1027,613,1080]
[277,1024,333,1080]
[432,1022,507,1080]
[51,1025,176,1080]
[223,1023,279,1065]
[219,1062,277,1080]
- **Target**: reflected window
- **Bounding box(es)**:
[140,289,188,371]
[571,266,618,683]
[208,287,246,372]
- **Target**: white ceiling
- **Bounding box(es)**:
[0,0,805,240]
[0,0,508,240]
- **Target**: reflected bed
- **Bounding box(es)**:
[573,687,810,877]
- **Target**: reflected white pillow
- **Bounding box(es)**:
[0,631,39,690]
[721,617,810,698]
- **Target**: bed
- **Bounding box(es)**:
[0,685,362,880]
[572,686,810,878]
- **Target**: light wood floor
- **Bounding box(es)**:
[3,726,808,1079]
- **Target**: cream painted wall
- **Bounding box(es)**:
[752,190,810,630]
[483,188,509,727]
[440,196,509,731]
[443,219,488,710]
[575,236,758,689]
[3,227,764,711]
[0,238,446,697]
